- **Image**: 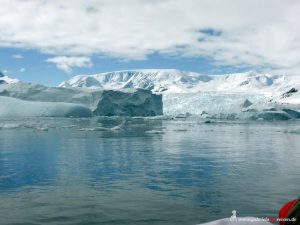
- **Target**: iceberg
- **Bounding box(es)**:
[0,83,163,117]
[282,108,300,119]
[249,111,291,121]
[0,96,92,117]
[93,89,162,116]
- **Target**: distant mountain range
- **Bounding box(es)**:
[59,69,299,94]
[0,71,19,85]
[1,69,300,117]
[1,69,299,105]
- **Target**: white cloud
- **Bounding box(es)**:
[0,0,300,75]
[12,54,23,59]
[19,67,26,72]
[46,56,93,73]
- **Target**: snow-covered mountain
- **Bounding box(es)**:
[59,69,299,94]
[0,71,19,84]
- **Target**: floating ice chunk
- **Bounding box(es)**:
[197,217,272,225]
[0,123,22,129]
[36,127,49,131]
[78,121,126,131]
[284,128,300,134]
[250,111,291,121]
[173,129,188,132]
[145,130,164,135]
[62,125,78,128]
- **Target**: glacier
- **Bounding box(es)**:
[60,69,300,120]
[1,69,300,120]
[163,92,268,116]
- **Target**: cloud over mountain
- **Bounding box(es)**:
[46,56,93,73]
[0,0,300,74]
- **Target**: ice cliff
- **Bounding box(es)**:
[0,96,92,117]
[0,82,163,117]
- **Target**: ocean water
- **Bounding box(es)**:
[0,117,300,225]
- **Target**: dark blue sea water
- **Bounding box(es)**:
[0,117,300,225]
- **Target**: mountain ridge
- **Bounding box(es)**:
[0,71,20,84]
[59,69,299,94]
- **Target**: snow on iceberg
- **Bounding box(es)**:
[0,96,92,117]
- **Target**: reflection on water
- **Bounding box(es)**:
[0,118,300,225]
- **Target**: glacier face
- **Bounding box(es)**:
[163,92,268,116]
[0,83,163,117]
[93,89,162,116]
[164,91,300,120]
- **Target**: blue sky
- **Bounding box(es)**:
[0,0,299,86]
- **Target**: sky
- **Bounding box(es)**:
[0,0,299,86]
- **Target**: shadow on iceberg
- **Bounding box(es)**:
[0,83,163,117]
